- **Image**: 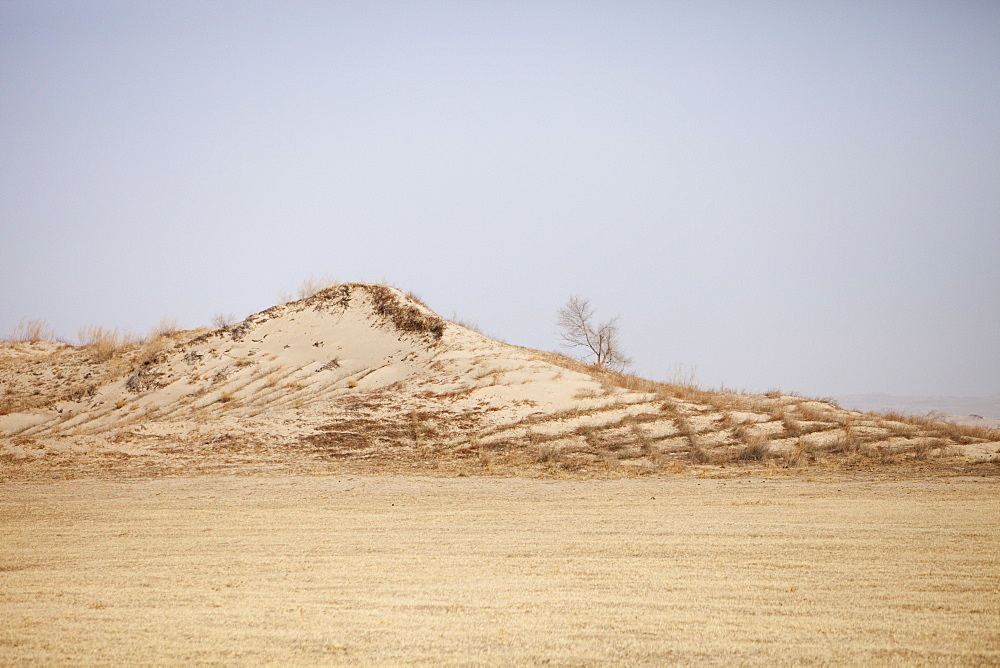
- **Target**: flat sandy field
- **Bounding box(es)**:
[2,474,998,664]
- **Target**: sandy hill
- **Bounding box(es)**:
[2,283,998,479]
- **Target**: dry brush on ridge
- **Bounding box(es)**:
[1,283,998,479]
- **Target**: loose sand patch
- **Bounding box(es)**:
[2,475,997,664]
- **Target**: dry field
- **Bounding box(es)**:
[2,474,998,664]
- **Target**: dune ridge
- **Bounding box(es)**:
[2,284,998,479]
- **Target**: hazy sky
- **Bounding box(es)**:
[2,1,998,398]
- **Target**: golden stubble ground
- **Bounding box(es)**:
[1,474,998,665]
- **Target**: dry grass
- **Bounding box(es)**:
[148,317,180,339]
[211,312,237,329]
[783,438,812,467]
[363,284,445,339]
[449,314,484,334]
[2,476,997,665]
[936,419,1000,443]
[781,412,804,436]
[404,290,427,307]
[78,325,140,362]
[137,336,173,364]
[734,435,772,463]
[7,318,56,342]
[297,275,339,299]
[534,443,561,463]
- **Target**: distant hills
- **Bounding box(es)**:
[835,393,1000,424]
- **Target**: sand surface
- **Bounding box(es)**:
[2,474,998,664]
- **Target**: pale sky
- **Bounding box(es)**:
[2,0,998,398]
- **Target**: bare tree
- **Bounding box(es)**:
[212,312,236,329]
[556,295,631,370]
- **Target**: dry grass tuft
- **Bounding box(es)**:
[363,285,445,339]
[450,314,484,334]
[688,443,713,464]
[783,438,813,467]
[735,437,772,463]
[298,275,339,300]
[8,318,57,342]
[212,312,237,329]
[796,402,836,422]
[828,427,862,454]
[732,423,755,443]
[535,443,561,463]
[781,413,804,437]
[149,318,180,339]
[405,290,428,307]
[138,336,173,364]
[662,383,718,404]
[936,420,1000,444]
[627,421,655,456]
[78,325,139,362]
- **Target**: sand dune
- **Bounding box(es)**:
[2,284,998,479]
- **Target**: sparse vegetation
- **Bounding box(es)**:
[297,275,339,299]
[450,314,484,334]
[363,284,445,339]
[735,435,772,463]
[78,325,139,362]
[405,290,427,307]
[8,318,57,342]
[3,281,998,477]
[211,312,236,329]
[149,317,179,339]
[556,295,631,371]
[138,336,172,364]
[535,443,561,463]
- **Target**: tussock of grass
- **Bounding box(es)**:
[735,439,772,463]
[8,319,56,343]
[363,285,445,339]
[212,312,236,329]
[138,336,173,365]
[78,325,140,362]
[535,444,561,463]
[404,290,427,307]
[450,315,484,333]
[781,413,804,436]
[297,275,339,300]
[149,318,180,340]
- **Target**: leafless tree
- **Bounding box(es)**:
[212,312,236,329]
[556,295,631,370]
